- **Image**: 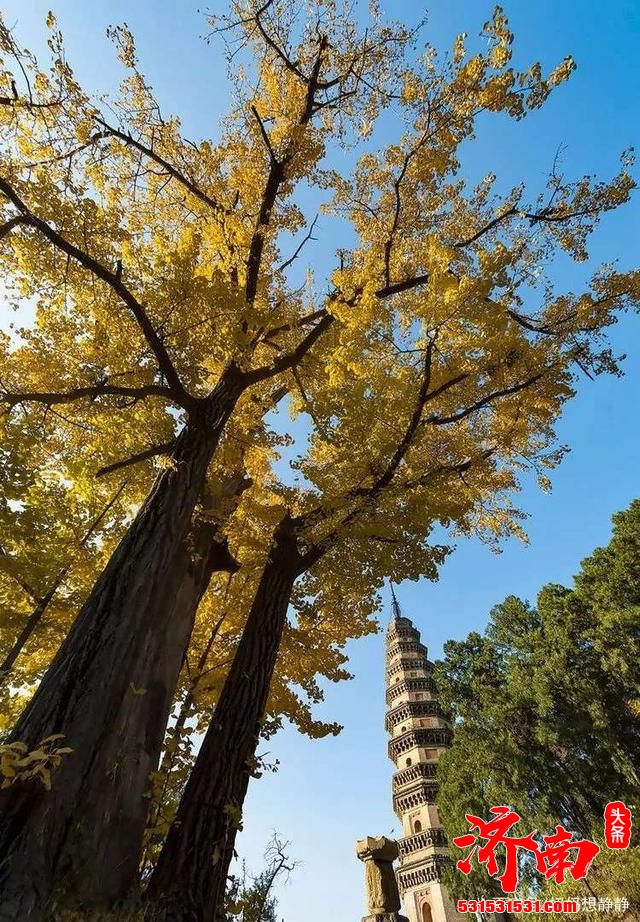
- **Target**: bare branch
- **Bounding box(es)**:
[375,273,430,299]
[277,214,318,273]
[251,105,278,164]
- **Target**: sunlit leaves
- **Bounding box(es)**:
[0,3,638,852]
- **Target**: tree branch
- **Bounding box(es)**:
[296,450,496,572]
[0,176,192,407]
[402,447,498,490]
[293,346,470,533]
[253,0,308,83]
[0,382,175,409]
[0,481,127,682]
[0,213,32,239]
[453,201,604,250]
[375,273,431,299]
[251,105,278,164]
[95,118,230,220]
[244,33,327,305]
[361,338,435,496]
[95,441,176,478]
[0,544,40,603]
[426,372,545,426]
[277,214,318,273]
[244,311,334,385]
[261,306,327,342]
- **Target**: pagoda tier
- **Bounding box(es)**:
[384,601,462,922]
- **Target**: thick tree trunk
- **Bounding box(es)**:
[143,518,300,922]
[0,369,244,922]
[67,526,239,906]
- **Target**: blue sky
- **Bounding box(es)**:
[1,2,639,919]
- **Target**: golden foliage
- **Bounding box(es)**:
[0,733,72,790]
[0,0,638,847]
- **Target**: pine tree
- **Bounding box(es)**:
[436,500,640,904]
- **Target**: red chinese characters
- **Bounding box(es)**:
[604,801,632,849]
[540,825,600,884]
[453,806,600,894]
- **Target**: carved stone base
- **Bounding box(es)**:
[361,915,409,922]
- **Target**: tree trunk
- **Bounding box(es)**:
[67,527,239,907]
[142,603,232,873]
[143,518,300,922]
[0,369,244,922]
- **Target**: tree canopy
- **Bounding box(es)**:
[0,1,638,919]
[436,499,640,907]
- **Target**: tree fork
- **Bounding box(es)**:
[143,516,301,922]
[0,367,245,922]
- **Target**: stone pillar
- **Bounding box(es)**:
[356,835,409,922]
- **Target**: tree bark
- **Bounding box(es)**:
[0,368,244,922]
[67,526,239,906]
[143,517,301,922]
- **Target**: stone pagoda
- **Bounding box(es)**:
[385,587,460,922]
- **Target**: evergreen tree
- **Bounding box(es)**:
[436,500,640,904]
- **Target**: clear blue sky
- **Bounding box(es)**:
[1,2,639,919]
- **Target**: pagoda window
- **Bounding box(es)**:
[406,758,412,767]
[414,819,422,833]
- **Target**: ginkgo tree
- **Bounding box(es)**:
[1,372,370,911]
[142,5,639,919]
[0,0,638,919]
[0,3,352,909]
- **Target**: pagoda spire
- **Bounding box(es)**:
[389,581,403,621]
